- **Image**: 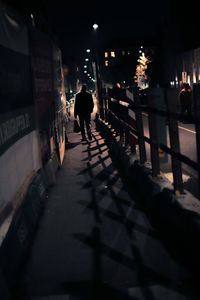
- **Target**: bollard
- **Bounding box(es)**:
[166,88,184,194]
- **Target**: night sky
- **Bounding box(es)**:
[3,0,199,65]
[44,0,171,64]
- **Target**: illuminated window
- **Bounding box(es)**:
[105,60,108,67]
[182,71,187,82]
[105,52,108,58]
[111,51,115,57]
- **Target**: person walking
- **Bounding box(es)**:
[74,85,94,141]
[179,82,192,116]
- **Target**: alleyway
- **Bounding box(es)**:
[18,117,198,300]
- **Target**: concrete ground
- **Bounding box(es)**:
[17,116,199,300]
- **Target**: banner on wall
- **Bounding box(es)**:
[29,28,55,164]
[52,46,66,164]
[0,2,35,156]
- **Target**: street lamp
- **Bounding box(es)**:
[93,23,98,30]
[86,49,91,53]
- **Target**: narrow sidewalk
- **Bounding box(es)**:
[18,118,197,300]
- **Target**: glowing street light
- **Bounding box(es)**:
[85,58,89,61]
[93,24,98,30]
[86,49,91,53]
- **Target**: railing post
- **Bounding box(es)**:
[104,97,108,122]
[193,84,200,195]
[166,88,184,194]
[124,122,129,148]
[147,88,160,177]
[133,89,147,164]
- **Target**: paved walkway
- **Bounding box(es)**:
[18,117,198,300]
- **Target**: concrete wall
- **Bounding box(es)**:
[0,131,41,209]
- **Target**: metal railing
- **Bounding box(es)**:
[100,85,200,197]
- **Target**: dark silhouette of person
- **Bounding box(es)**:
[74,85,94,141]
[179,82,192,115]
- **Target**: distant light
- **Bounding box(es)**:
[30,13,34,19]
[93,24,98,30]
[84,65,87,68]
[86,49,91,53]
[116,83,121,88]
[193,71,196,84]
[84,70,87,73]
[85,58,89,61]
[187,75,191,85]
[141,46,143,48]
[105,52,108,58]
[139,50,142,53]
[111,51,115,57]
[87,74,90,76]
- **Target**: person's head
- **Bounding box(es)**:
[184,83,191,91]
[81,85,87,92]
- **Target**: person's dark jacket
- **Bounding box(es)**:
[74,91,94,117]
[179,85,192,106]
